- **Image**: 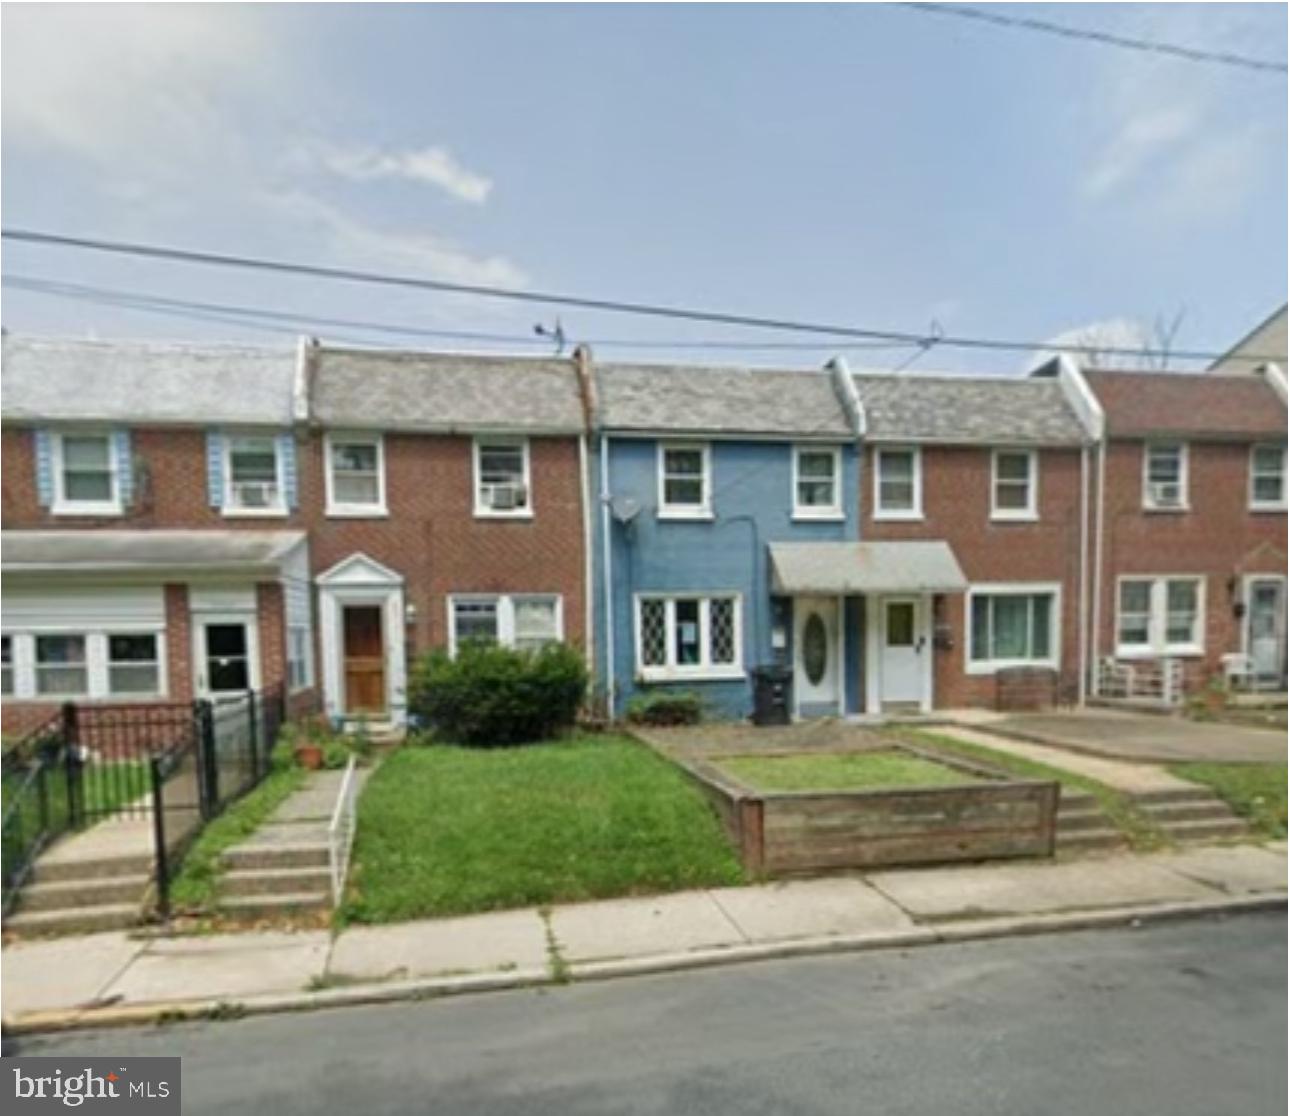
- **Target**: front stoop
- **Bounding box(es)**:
[1056,790,1125,854]
[6,855,150,936]
[217,822,331,920]
[1133,788,1249,843]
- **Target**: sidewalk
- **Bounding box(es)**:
[3,843,1285,1034]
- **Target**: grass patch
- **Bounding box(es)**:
[1170,762,1288,841]
[718,750,981,792]
[168,763,307,910]
[893,728,1167,852]
[341,734,745,923]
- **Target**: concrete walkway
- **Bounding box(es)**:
[4,843,1284,1031]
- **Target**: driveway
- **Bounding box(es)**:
[990,707,1288,764]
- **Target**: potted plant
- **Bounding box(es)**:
[291,718,326,770]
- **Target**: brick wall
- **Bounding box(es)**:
[863,445,1087,709]
[1096,439,1287,692]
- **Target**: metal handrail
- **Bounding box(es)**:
[327,755,360,906]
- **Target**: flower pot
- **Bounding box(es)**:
[295,743,324,770]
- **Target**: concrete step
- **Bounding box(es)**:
[1058,830,1126,853]
[1132,787,1224,807]
[4,902,143,936]
[1139,801,1242,824]
[218,891,330,920]
[16,874,150,913]
[1160,818,1249,842]
[221,843,329,871]
[1058,813,1115,834]
[29,854,154,884]
[221,867,332,898]
[1058,791,1098,809]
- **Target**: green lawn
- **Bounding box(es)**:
[894,728,1167,851]
[718,750,981,792]
[1170,762,1288,841]
[342,735,745,923]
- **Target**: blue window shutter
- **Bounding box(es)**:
[113,430,134,507]
[278,433,298,510]
[34,429,54,507]
[206,431,225,508]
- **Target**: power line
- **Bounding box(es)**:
[896,3,1288,75]
[3,274,920,355]
[4,227,1282,364]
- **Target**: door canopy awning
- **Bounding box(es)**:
[769,541,968,595]
[0,529,307,576]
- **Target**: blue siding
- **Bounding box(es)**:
[593,437,861,720]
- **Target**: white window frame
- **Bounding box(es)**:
[325,432,387,517]
[104,631,165,698]
[792,445,844,520]
[657,442,713,520]
[222,432,287,518]
[873,446,923,520]
[1142,442,1189,512]
[1249,442,1287,512]
[1115,575,1206,658]
[473,437,533,519]
[633,592,743,682]
[3,629,168,701]
[50,430,122,517]
[990,448,1038,522]
[965,582,1061,675]
[447,594,563,655]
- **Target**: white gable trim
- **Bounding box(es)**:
[316,552,404,587]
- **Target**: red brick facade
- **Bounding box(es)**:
[862,444,1087,709]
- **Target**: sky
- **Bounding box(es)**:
[1,2,1286,375]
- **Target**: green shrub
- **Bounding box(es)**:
[409,642,588,746]
[625,691,704,726]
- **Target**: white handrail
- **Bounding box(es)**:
[327,755,359,907]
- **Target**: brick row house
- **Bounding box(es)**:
[1,331,1285,733]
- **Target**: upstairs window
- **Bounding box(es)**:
[225,435,284,514]
[474,438,531,517]
[326,434,386,515]
[1250,443,1286,510]
[658,443,712,518]
[1143,443,1188,511]
[874,447,921,519]
[991,449,1037,520]
[53,432,120,515]
[794,447,842,519]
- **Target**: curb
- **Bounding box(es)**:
[4,892,1284,1038]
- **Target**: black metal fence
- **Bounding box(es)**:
[152,685,286,918]
[2,685,287,918]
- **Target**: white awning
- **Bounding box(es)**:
[1,529,307,576]
[769,541,968,595]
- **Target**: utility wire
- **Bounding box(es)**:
[896,3,1288,75]
[3,274,920,355]
[5,227,1279,365]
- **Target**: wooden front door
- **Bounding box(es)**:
[343,605,386,715]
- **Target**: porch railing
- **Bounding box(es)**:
[327,754,360,907]
[1097,657,1183,706]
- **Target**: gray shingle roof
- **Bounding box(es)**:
[595,362,853,437]
[0,335,297,426]
[852,373,1089,445]
[310,347,585,434]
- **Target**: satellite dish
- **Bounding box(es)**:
[610,496,641,524]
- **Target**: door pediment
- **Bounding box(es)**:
[317,552,403,587]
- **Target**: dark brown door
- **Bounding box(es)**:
[343,605,386,715]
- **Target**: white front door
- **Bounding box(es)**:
[880,597,922,706]
[193,616,260,697]
[1247,578,1286,688]
[794,596,840,716]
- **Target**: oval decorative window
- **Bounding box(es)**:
[803,613,828,685]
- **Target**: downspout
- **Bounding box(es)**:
[600,432,616,719]
[1077,443,1089,706]
[578,433,595,679]
[1092,438,1106,697]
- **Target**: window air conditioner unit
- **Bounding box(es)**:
[233,482,276,509]
[1149,481,1181,507]
[487,484,528,511]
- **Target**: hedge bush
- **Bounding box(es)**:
[409,641,588,745]
[625,691,704,726]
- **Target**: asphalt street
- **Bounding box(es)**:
[8,911,1286,1116]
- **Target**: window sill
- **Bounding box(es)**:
[473,509,535,521]
[990,512,1038,523]
[792,510,846,522]
[326,506,390,519]
[1114,646,1204,659]
[222,508,289,519]
[872,511,924,522]
[657,509,715,522]
[638,667,745,684]
[965,659,1059,676]
[1249,503,1287,514]
[51,504,123,518]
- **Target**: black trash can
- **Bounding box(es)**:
[751,665,792,726]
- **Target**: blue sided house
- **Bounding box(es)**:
[589,359,867,721]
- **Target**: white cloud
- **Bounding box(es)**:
[1081,108,1196,199]
[310,143,494,205]
[1031,317,1152,370]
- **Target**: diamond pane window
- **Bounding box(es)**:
[710,598,735,664]
[640,599,667,666]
